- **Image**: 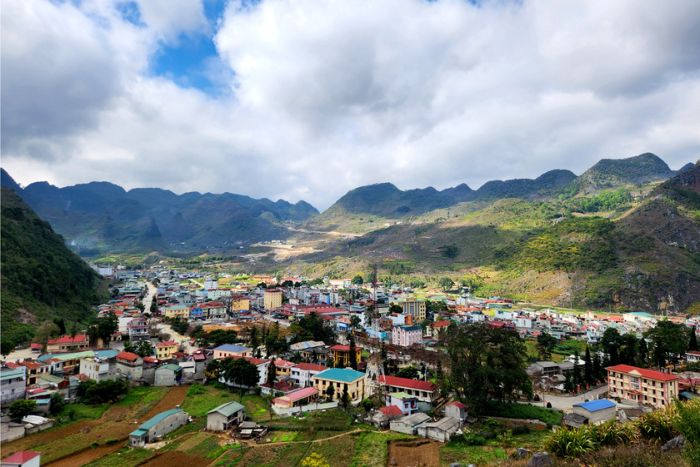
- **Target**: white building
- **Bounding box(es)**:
[392,325,422,347]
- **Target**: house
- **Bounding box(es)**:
[329,345,362,367]
[290,363,328,388]
[79,356,116,382]
[154,364,183,386]
[129,408,189,446]
[392,325,422,347]
[1,450,41,467]
[572,399,617,425]
[378,375,438,405]
[386,392,418,415]
[444,401,467,423]
[527,361,561,378]
[273,359,295,379]
[426,320,451,338]
[289,341,328,363]
[389,412,431,435]
[312,368,367,403]
[607,364,679,408]
[231,296,250,312]
[686,351,700,364]
[1,366,27,404]
[16,361,50,386]
[200,301,227,320]
[264,289,283,310]
[46,334,89,353]
[272,387,319,409]
[206,401,245,431]
[401,300,427,322]
[116,351,144,381]
[213,344,252,360]
[372,405,404,427]
[127,317,149,341]
[416,416,460,442]
[155,341,178,360]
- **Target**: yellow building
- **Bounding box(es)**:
[155,340,178,360]
[231,296,250,312]
[401,300,426,322]
[163,306,190,320]
[607,364,679,409]
[330,344,362,367]
[263,289,283,311]
[312,368,367,403]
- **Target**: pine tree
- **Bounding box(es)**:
[638,338,649,366]
[689,326,699,351]
[349,334,358,370]
[592,351,603,382]
[267,361,277,387]
[584,346,593,385]
[572,351,582,391]
[340,384,351,409]
[564,371,574,393]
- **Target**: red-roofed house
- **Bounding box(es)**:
[378,375,438,404]
[330,344,361,367]
[290,363,328,388]
[116,352,144,381]
[273,359,295,378]
[46,334,89,353]
[426,320,451,338]
[445,401,468,422]
[155,341,178,360]
[607,364,679,409]
[272,386,318,409]
[1,450,41,467]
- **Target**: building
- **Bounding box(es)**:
[272,387,319,409]
[379,375,438,405]
[401,300,426,322]
[231,296,250,312]
[392,325,422,347]
[206,401,245,431]
[389,412,430,435]
[79,356,116,382]
[46,334,89,353]
[127,317,149,341]
[572,399,617,425]
[155,341,178,360]
[16,361,49,386]
[154,364,183,386]
[416,416,460,442]
[129,408,189,446]
[273,359,295,379]
[607,364,679,408]
[330,345,362,367]
[290,363,328,388]
[1,451,41,467]
[1,366,27,404]
[386,392,418,415]
[312,368,367,403]
[444,401,467,423]
[213,344,251,360]
[116,351,144,381]
[686,351,700,364]
[163,306,190,320]
[264,289,283,311]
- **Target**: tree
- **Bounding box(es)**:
[619,333,639,365]
[396,366,420,379]
[351,275,364,285]
[689,326,699,352]
[1,339,14,357]
[216,357,259,388]
[645,320,688,367]
[584,346,593,385]
[290,312,336,343]
[53,318,67,335]
[325,384,335,400]
[388,304,402,313]
[267,360,277,386]
[349,315,362,332]
[348,334,358,370]
[674,400,700,465]
[8,400,36,420]
[536,332,557,360]
[249,326,259,354]
[592,351,603,382]
[438,277,455,291]
[49,392,65,415]
[600,328,622,365]
[638,337,649,366]
[443,322,532,411]
[34,321,61,350]
[340,384,351,409]
[77,379,129,404]
[128,340,154,357]
[572,351,582,390]
[170,318,189,336]
[563,371,574,393]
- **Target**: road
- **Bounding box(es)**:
[530,385,610,412]
[143,281,157,313]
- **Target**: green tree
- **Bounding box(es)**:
[438,277,455,291]
[267,360,277,386]
[395,366,420,379]
[249,326,259,354]
[572,351,582,389]
[388,304,402,313]
[584,346,593,385]
[600,328,622,365]
[49,392,65,415]
[340,384,351,409]
[638,337,649,366]
[290,312,336,343]
[348,334,358,370]
[325,384,335,400]
[645,320,688,367]
[674,400,700,465]
[216,357,259,388]
[619,333,639,365]
[592,351,603,382]
[34,321,61,350]
[8,400,36,420]
[1,339,14,357]
[170,318,189,336]
[443,322,532,411]
[536,332,558,360]
[349,315,362,332]
[689,326,699,352]
[351,275,364,285]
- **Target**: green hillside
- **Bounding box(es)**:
[1,188,107,347]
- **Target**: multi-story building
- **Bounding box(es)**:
[264,289,283,311]
[290,363,328,388]
[127,317,149,341]
[401,300,426,322]
[116,351,144,381]
[213,344,252,360]
[330,344,362,367]
[155,341,178,360]
[312,368,367,403]
[0,366,27,404]
[378,375,438,404]
[79,356,116,382]
[46,334,89,353]
[607,364,679,409]
[231,295,250,312]
[392,325,422,347]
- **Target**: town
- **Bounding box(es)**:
[1,265,699,466]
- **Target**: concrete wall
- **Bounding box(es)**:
[206,410,244,431]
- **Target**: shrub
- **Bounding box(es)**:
[545,427,596,458]
[187,383,205,396]
[462,433,487,446]
[512,425,530,435]
[674,399,700,466]
[589,420,637,446]
[635,407,678,442]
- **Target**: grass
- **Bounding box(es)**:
[439,443,508,466]
[483,402,563,425]
[350,431,413,467]
[55,402,109,424]
[181,383,233,417]
[267,409,352,431]
[118,386,167,408]
[85,447,155,466]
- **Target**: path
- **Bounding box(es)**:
[530,385,609,411]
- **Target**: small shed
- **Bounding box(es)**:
[206,401,245,432]
[444,401,467,423]
[416,416,460,442]
[129,408,189,447]
[389,412,430,435]
[572,399,616,425]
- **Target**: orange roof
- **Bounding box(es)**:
[293,363,327,372]
[116,351,140,362]
[47,334,87,345]
[379,375,437,392]
[607,364,678,382]
[156,340,177,347]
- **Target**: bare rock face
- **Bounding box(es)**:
[661,435,685,451]
[527,452,553,467]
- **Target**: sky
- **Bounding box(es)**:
[2,0,700,210]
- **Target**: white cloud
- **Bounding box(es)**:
[2,0,700,210]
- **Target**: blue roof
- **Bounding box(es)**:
[574,399,616,412]
[215,344,251,353]
[314,368,365,383]
[95,349,119,359]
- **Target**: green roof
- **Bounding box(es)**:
[130,428,147,438]
[313,368,365,383]
[159,364,182,372]
[389,392,414,400]
[135,408,184,432]
[208,401,245,417]
[0,367,26,381]
[38,350,94,362]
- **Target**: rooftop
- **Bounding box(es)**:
[379,375,437,392]
[208,401,245,417]
[215,344,251,353]
[607,364,679,382]
[574,399,616,412]
[1,450,41,464]
[313,368,365,383]
[131,408,184,435]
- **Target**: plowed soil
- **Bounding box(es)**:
[386,439,440,467]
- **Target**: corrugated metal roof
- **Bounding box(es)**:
[208,401,245,417]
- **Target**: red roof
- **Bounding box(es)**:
[30,343,42,349]
[330,344,361,352]
[274,359,295,368]
[2,450,41,464]
[116,352,140,362]
[143,356,159,364]
[293,363,327,372]
[447,401,467,409]
[274,386,318,403]
[47,334,87,345]
[606,364,678,382]
[379,375,437,392]
[379,405,404,417]
[156,340,177,347]
[432,320,451,328]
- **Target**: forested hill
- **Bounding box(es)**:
[1,187,106,347]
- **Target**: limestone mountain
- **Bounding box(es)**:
[573,153,675,194]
